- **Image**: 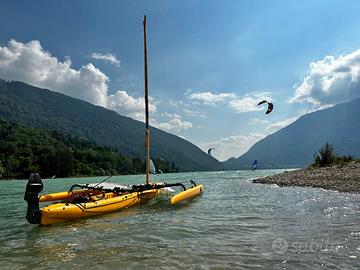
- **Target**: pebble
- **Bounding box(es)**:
[253,162,360,193]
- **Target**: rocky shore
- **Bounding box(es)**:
[253,161,360,193]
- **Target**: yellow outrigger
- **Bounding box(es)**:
[24,16,204,226]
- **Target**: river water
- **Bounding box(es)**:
[1,170,360,269]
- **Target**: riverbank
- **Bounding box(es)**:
[253,161,360,193]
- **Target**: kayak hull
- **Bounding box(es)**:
[40,189,159,225]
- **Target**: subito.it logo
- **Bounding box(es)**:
[272,238,288,254]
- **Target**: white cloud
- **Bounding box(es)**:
[229,92,272,113]
[0,39,157,123]
[183,108,206,118]
[0,39,195,135]
[90,52,120,67]
[169,98,206,118]
[198,133,266,161]
[249,118,271,125]
[186,89,236,105]
[107,90,157,121]
[267,117,298,131]
[153,113,193,133]
[186,89,272,113]
[0,39,109,106]
[169,99,184,106]
[290,49,360,107]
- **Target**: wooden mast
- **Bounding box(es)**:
[143,15,150,185]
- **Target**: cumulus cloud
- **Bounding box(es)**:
[229,92,272,113]
[169,99,183,106]
[0,39,191,134]
[107,90,157,121]
[90,52,120,67]
[267,117,298,131]
[0,39,109,106]
[186,89,272,113]
[199,133,266,161]
[249,118,271,125]
[183,108,206,118]
[153,113,193,133]
[186,89,235,105]
[290,49,360,107]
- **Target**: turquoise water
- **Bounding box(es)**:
[1,170,360,269]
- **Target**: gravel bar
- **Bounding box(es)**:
[253,162,360,193]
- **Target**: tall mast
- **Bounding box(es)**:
[143,15,150,185]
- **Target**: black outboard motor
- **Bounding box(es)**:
[24,173,43,224]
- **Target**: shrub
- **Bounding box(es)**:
[313,142,337,167]
[312,143,356,167]
[335,155,354,165]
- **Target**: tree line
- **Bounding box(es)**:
[0,120,179,179]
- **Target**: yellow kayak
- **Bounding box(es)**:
[40,189,159,225]
[25,173,203,225]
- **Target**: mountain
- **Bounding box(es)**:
[224,99,360,169]
[0,79,222,172]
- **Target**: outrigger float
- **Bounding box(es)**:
[24,16,204,225]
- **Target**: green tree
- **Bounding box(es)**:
[313,143,337,167]
[0,120,180,179]
[0,164,4,178]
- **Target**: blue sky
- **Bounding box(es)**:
[1,0,360,160]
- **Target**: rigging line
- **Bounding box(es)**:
[92,175,113,189]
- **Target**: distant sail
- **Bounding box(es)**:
[149,159,156,174]
[252,160,258,170]
[258,100,273,114]
[207,148,215,156]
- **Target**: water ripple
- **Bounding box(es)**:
[1,170,360,269]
